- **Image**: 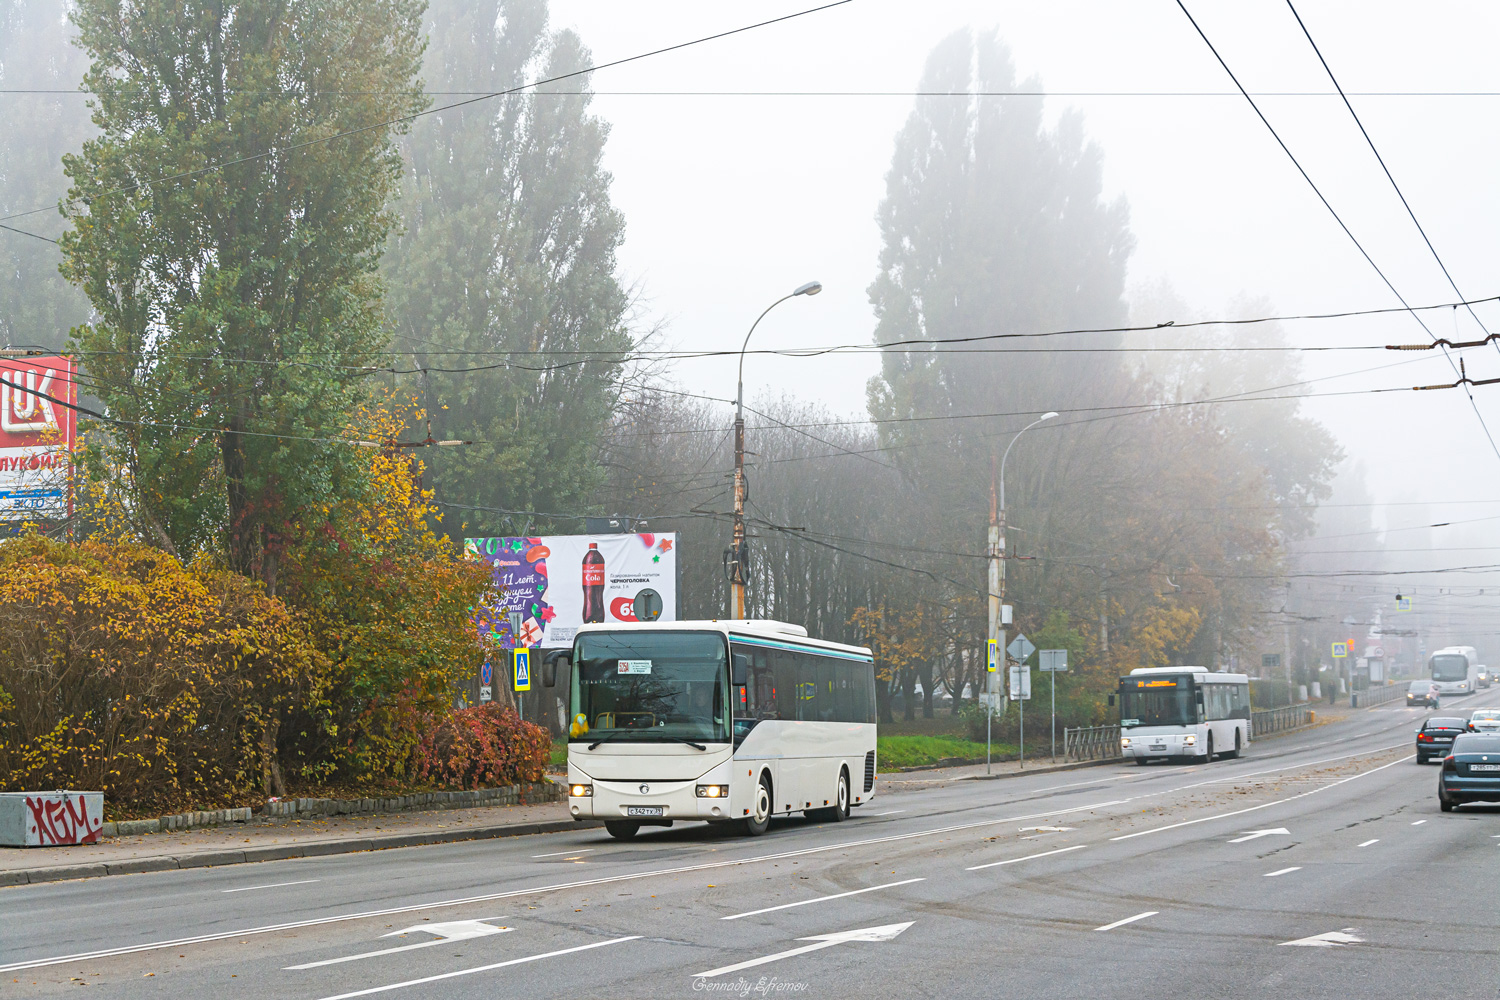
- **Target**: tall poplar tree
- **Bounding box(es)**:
[384,0,632,540]
[58,0,427,589]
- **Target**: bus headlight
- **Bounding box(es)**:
[1182,735,1196,746]
[1120,737,1132,748]
[570,783,592,797]
[696,784,729,798]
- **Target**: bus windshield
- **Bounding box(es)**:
[1118,678,1197,728]
[571,631,730,743]
[1431,655,1470,682]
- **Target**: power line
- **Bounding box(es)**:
[1174,0,1500,465]
[0,1,854,229]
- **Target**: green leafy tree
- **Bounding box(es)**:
[384,0,632,540]
[58,0,427,589]
[0,0,93,349]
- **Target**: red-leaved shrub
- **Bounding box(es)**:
[414,705,550,789]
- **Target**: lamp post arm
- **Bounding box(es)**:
[999,414,1051,512]
[737,292,795,420]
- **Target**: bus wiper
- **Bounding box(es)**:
[663,736,707,750]
[587,733,623,750]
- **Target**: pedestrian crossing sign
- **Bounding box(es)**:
[1331,641,1349,659]
[987,639,998,673]
[514,648,531,691]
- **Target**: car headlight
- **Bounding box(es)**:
[1182,735,1196,746]
[696,784,729,798]
[570,783,592,797]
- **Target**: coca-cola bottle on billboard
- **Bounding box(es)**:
[582,543,606,623]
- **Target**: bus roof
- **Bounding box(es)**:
[573,619,874,659]
[1123,666,1249,683]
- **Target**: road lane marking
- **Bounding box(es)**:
[721,878,925,921]
[1020,826,1075,833]
[693,922,912,979]
[1279,928,1362,948]
[867,809,906,816]
[1357,839,1379,847]
[287,920,512,970]
[222,879,321,893]
[1411,820,1427,826]
[1110,753,1413,842]
[1263,867,1302,877]
[1094,911,1157,932]
[532,849,594,859]
[0,798,1127,974]
[1228,828,1289,843]
[312,936,640,1000]
[966,844,1087,871]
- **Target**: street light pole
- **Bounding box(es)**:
[730,281,821,619]
[989,411,1057,767]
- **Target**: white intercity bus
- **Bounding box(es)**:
[545,619,878,840]
[1428,646,1480,697]
[1113,666,1251,764]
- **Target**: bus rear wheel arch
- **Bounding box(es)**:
[741,771,772,837]
[808,767,851,823]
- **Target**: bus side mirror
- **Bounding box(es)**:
[543,650,570,688]
[732,653,750,687]
[1107,694,1115,707]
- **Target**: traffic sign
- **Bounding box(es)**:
[1396,597,1412,611]
[514,648,532,691]
[1009,664,1031,700]
[1261,653,1280,669]
[480,661,493,686]
[1331,641,1349,659]
[1007,633,1035,662]
[987,639,999,673]
[1039,649,1068,672]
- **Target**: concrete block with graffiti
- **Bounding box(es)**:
[0,791,104,846]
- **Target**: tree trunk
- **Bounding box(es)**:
[919,660,934,718]
[876,675,893,724]
[901,667,916,722]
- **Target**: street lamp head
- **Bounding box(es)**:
[793,280,823,297]
[1040,411,1059,421]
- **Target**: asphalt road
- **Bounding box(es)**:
[4,692,1498,1000]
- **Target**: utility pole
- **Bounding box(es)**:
[987,460,1003,774]
[1283,582,1295,704]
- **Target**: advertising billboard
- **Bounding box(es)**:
[0,354,75,521]
[465,533,678,649]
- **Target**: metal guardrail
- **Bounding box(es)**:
[1351,683,1404,708]
[1064,725,1122,762]
[1251,704,1312,737]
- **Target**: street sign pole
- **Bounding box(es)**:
[1007,634,1035,768]
[1039,649,1068,762]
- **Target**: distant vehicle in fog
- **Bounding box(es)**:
[1407,679,1441,708]
[1428,646,1480,696]
[1467,708,1500,733]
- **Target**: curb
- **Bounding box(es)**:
[0,818,602,887]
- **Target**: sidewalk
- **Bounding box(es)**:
[0,798,594,887]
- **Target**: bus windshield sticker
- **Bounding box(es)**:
[617,659,652,675]
[1120,718,1140,727]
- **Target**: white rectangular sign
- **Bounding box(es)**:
[617,659,652,675]
[1039,649,1068,672]
[1009,664,1031,700]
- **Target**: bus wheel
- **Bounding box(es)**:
[1225,729,1242,760]
[829,768,850,822]
[604,821,640,841]
[1198,733,1214,763]
[741,774,772,837]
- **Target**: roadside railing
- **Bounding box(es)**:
[1064,725,1122,762]
[1251,704,1312,737]
[1351,683,1404,709]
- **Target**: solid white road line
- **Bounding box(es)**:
[222,879,321,893]
[287,920,511,970]
[966,844,1087,871]
[531,848,595,859]
[693,922,913,979]
[1110,753,1413,842]
[867,809,906,816]
[0,798,1127,974]
[1411,820,1427,826]
[1094,911,1157,932]
[1358,839,1379,847]
[1263,867,1302,877]
[312,936,640,1000]
[721,878,925,921]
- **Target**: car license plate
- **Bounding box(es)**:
[626,806,664,817]
[1470,764,1500,772]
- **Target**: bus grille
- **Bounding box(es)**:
[864,750,876,792]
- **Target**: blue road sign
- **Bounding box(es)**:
[514,649,532,692]
[480,661,493,686]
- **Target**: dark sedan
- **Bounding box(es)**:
[1415,717,1469,764]
[1438,734,1500,811]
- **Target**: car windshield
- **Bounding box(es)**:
[1408,680,1432,692]
[1430,655,1470,681]
[1118,677,1197,728]
[570,631,730,743]
[1453,735,1500,754]
[1427,719,1466,730]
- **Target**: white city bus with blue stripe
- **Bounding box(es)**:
[546,620,878,840]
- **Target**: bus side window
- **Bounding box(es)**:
[774,650,801,721]
[753,650,776,719]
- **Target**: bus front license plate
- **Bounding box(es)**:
[627,806,665,817]
[1149,745,1166,752]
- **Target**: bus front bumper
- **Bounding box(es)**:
[568,778,734,823]
[1120,733,1202,759]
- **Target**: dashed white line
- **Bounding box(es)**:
[532,849,595,859]
[1094,911,1158,932]
[966,844,1087,871]
[867,809,906,816]
[1263,867,1302,877]
[222,879,321,893]
[1357,839,1379,847]
[721,878,925,920]
[1411,820,1427,826]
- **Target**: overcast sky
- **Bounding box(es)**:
[549,0,1500,537]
